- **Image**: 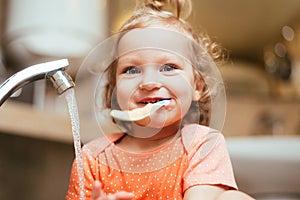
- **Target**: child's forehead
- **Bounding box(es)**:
[117,27,196,60]
[118,48,186,62]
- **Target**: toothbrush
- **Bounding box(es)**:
[110,99,170,121]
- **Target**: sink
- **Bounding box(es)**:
[227,136,300,198]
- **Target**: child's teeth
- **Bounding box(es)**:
[140,99,170,105]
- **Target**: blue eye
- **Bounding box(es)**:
[160,64,177,72]
[123,67,141,74]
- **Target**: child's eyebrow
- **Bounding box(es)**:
[118,52,185,64]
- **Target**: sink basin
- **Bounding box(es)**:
[227,136,300,198]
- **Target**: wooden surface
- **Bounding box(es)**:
[0,100,121,143]
[0,101,74,143]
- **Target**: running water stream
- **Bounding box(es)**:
[65,88,85,200]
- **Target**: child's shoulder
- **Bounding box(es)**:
[181,123,224,151]
[82,133,124,158]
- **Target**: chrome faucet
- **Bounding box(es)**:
[0,59,75,106]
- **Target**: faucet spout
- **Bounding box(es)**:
[0,59,75,106]
[49,70,75,95]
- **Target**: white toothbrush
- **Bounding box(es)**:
[110,99,170,121]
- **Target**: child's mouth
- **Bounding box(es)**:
[140,98,171,104]
[110,99,171,121]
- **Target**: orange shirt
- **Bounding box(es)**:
[66,124,237,199]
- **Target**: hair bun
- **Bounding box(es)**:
[136,0,192,19]
[147,0,165,9]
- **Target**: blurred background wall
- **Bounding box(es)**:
[0,0,300,199]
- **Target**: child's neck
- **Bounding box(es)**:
[116,121,181,153]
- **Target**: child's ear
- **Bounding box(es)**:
[192,71,205,101]
[193,90,201,101]
[192,77,203,101]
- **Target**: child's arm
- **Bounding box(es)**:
[216,190,255,200]
[184,185,255,200]
[183,185,225,200]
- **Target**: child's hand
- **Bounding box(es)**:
[92,180,135,200]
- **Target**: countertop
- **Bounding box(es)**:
[0,100,75,143]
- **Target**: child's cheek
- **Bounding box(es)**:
[116,81,135,110]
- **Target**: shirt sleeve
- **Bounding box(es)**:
[183,128,238,192]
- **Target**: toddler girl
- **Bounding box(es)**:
[66,0,254,199]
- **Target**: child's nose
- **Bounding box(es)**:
[139,81,162,90]
[139,70,162,90]
[138,65,162,90]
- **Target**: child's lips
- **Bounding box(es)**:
[162,99,173,110]
[137,98,173,112]
[138,97,172,105]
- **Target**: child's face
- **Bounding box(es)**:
[114,29,200,128]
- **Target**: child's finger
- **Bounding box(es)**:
[92,180,105,199]
[107,191,135,200]
[114,191,135,199]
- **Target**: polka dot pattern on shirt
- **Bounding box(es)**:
[99,158,186,199]
[99,137,184,173]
